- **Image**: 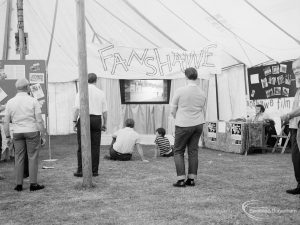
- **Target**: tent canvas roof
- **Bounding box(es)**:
[0,0,299,82]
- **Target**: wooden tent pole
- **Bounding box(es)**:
[17,0,25,60]
[75,0,93,187]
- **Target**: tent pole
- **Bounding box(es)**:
[2,0,11,60]
[46,0,58,66]
[75,0,93,187]
[17,0,25,60]
[215,74,219,120]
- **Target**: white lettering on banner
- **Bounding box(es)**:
[98,44,114,71]
[111,53,128,75]
[144,57,157,76]
[97,43,220,78]
[127,49,148,66]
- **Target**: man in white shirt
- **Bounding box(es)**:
[104,118,148,162]
[4,78,46,191]
[73,73,108,177]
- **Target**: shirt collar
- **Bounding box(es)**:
[16,92,28,96]
[187,83,197,87]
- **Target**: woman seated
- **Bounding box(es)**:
[248,104,277,147]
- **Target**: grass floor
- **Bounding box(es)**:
[0,135,300,225]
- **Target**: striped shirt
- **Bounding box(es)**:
[155,136,172,155]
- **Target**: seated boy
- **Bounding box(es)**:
[154,128,174,158]
[105,118,148,162]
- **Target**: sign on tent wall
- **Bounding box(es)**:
[0,60,48,125]
[247,61,296,100]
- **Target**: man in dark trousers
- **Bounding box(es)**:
[281,57,300,195]
[73,73,107,177]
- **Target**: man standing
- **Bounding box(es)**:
[73,73,107,177]
[4,78,46,191]
[281,57,300,195]
[170,67,207,187]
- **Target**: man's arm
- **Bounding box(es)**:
[136,143,148,162]
[102,111,107,131]
[281,107,300,123]
[3,110,11,139]
[170,91,179,119]
[35,113,46,136]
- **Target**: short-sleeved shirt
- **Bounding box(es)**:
[75,84,107,116]
[113,127,140,154]
[290,89,300,129]
[5,92,41,133]
[170,83,206,127]
[155,136,172,155]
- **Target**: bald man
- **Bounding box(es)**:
[4,78,46,191]
[281,57,300,195]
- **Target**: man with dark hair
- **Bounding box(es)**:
[170,67,207,187]
[281,57,300,195]
[104,118,148,162]
[73,73,108,177]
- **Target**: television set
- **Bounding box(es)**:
[119,79,171,104]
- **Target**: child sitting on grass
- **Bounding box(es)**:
[154,128,174,158]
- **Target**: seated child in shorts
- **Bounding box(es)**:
[154,128,174,158]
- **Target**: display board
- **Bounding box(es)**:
[0,60,47,120]
[247,61,296,100]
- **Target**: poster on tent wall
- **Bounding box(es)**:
[89,43,221,79]
[247,61,296,100]
[0,60,47,125]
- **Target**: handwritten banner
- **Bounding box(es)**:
[87,43,221,79]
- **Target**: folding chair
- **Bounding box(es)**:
[271,125,290,154]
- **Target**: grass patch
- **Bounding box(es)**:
[0,134,300,224]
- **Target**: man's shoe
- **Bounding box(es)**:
[14,185,23,191]
[30,184,45,191]
[286,187,300,195]
[93,173,99,177]
[173,180,186,187]
[185,179,195,186]
[73,172,83,177]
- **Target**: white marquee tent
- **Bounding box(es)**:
[0,0,299,139]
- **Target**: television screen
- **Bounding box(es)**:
[119,79,171,104]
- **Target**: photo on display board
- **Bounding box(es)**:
[272,65,280,74]
[231,123,242,141]
[30,83,44,99]
[263,66,271,76]
[271,77,277,85]
[280,64,287,73]
[285,76,291,85]
[207,122,217,138]
[267,76,272,84]
[282,87,289,97]
[277,75,284,85]
[265,88,274,98]
[261,78,268,88]
[274,87,281,95]
[250,89,255,98]
[29,73,44,84]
